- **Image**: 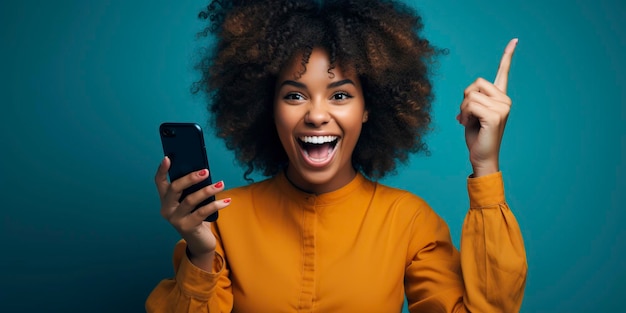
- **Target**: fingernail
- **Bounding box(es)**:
[223,198,231,203]
[198,169,207,176]
[214,181,223,188]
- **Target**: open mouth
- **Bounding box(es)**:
[298,135,339,163]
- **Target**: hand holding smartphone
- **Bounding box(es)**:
[159,122,218,222]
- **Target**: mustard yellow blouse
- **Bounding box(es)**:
[146,171,526,312]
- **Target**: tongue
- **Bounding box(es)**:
[306,143,332,160]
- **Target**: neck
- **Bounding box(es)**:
[283,166,357,195]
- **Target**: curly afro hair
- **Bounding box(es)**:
[195,0,442,181]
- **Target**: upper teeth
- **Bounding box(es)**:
[300,136,338,144]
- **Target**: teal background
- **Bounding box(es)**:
[1,0,624,312]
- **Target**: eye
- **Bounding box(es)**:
[284,93,305,101]
[332,92,353,101]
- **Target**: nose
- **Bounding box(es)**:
[304,100,330,127]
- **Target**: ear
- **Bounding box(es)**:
[362,110,369,123]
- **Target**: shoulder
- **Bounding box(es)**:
[371,181,430,209]
[372,183,453,249]
[367,181,441,222]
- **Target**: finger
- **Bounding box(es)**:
[459,99,509,128]
[169,169,210,195]
[494,38,518,93]
[461,91,499,112]
[459,88,509,121]
[174,198,231,234]
[465,78,511,102]
[461,90,512,117]
[189,198,231,223]
[155,157,171,197]
[459,102,490,128]
[163,169,210,207]
[172,181,225,220]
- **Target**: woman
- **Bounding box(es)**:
[146,0,527,312]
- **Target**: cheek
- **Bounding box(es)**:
[274,104,306,127]
[337,109,366,132]
[274,107,297,143]
[274,107,288,129]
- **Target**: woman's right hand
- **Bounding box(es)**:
[154,156,231,269]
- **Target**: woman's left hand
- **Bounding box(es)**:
[457,38,518,177]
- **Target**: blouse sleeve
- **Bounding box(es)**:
[145,233,234,312]
[460,171,527,312]
[405,172,527,313]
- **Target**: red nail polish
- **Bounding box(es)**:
[215,181,223,188]
[198,169,207,176]
[223,198,231,203]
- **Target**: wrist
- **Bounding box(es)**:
[471,163,499,178]
[186,248,215,272]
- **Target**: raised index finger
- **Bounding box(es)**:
[493,38,518,93]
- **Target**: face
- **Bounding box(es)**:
[274,48,368,194]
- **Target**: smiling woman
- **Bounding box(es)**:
[198,0,438,182]
[145,0,527,312]
[274,48,368,194]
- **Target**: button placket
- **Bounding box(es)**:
[298,195,317,311]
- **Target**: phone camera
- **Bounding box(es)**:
[162,128,176,137]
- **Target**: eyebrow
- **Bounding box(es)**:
[328,79,355,89]
[278,79,355,90]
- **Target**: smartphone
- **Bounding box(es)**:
[159,122,218,222]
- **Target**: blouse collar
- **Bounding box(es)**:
[275,170,372,206]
